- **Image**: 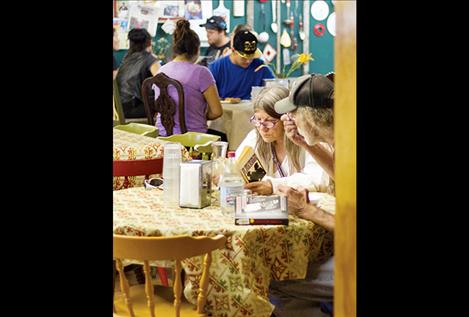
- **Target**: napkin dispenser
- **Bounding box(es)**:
[179,160,212,208]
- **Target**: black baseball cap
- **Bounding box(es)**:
[199,16,227,30]
[233,30,262,59]
[275,74,334,113]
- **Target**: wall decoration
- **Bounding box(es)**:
[187,1,213,47]
[263,43,277,63]
[127,3,159,36]
[258,3,269,43]
[233,0,245,17]
[313,23,325,37]
[117,1,130,18]
[113,17,129,49]
[156,1,184,20]
[327,12,335,36]
[184,0,203,20]
[311,0,329,21]
[271,0,278,33]
[161,19,176,34]
[283,48,291,65]
[213,0,230,32]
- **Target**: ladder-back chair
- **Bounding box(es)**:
[113,234,227,317]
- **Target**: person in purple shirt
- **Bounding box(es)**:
[208,30,275,100]
[154,19,222,136]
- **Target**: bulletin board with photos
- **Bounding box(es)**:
[113,1,335,76]
[113,0,213,50]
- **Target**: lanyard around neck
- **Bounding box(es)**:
[271,146,286,178]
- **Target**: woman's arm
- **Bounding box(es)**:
[203,84,223,120]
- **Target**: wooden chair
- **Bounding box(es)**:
[113,234,227,317]
[141,73,187,135]
[113,158,163,189]
[114,79,149,126]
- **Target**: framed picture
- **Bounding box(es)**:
[115,1,130,19]
[158,1,184,21]
[184,0,203,20]
[127,3,159,36]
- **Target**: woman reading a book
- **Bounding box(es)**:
[235,85,330,195]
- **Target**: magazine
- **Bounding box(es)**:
[236,146,267,183]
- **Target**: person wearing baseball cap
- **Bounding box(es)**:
[269,73,335,317]
[198,16,231,66]
[208,30,274,100]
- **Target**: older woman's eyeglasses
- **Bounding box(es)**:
[249,116,279,129]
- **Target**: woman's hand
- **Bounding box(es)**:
[276,185,309,214]
[244,181,273,195]
[280,114,309,148]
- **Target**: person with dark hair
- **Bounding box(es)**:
[198,16,231,66]
[268,74,336,317]
[116,28,160,118]
[155,19,222,136]
[208,30,274,100]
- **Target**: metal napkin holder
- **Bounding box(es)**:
[179,160,212,208]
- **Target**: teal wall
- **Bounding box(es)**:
[114,0,334,76]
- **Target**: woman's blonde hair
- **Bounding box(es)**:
[252,85,302,175]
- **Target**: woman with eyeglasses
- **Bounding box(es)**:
[235,85,330,195]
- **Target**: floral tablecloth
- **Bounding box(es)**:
[113,187,333,317]
[113,129,191,190]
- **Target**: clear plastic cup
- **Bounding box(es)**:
[162,142,182,204]
[211,141,228,160]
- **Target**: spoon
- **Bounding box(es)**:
[258,3,269,43]
[271,0,278,34]
[299,14,305,40]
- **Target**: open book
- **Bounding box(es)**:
[236,146,267,183]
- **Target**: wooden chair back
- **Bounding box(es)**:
[113,158,163,189]
[141,73,187,135]
[113,234,227,317]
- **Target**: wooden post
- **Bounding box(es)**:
[334,1,356,317]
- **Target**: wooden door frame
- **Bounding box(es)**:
[335,2,356,317]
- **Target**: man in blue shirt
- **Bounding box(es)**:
[208,30,275,100]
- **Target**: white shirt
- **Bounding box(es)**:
[235,129,330,193]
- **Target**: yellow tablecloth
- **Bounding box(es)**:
[113,129,191,190]
[208,101,255,151]
[113,187,333,317]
